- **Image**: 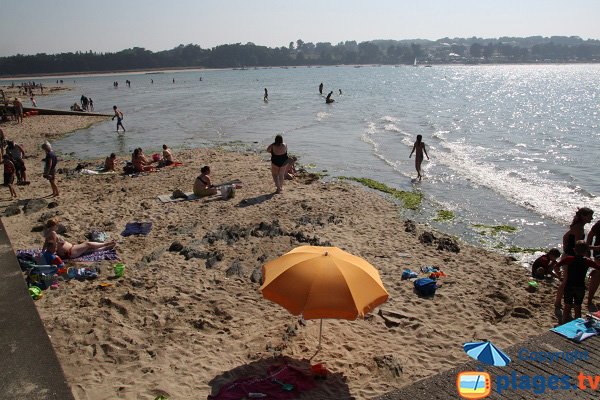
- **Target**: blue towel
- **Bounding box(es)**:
[121,222,153,237]
[551,318,599,342]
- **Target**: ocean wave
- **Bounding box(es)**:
[436,141,600,224]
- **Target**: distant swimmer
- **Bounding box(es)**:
[339,89,342,95]
[325,91,334,104]
[112,105,126,133]
[409,134,429,181]
[264,88,268,102]
[319,82,324,95]
[151,79,154,84]
[199,77,202,81]
[173,78,175,83]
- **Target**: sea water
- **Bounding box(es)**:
[7,64,600,255]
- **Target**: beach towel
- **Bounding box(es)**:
[79,169,116,175]
[157,192,204,203]
[551,318,600,343]
[157,179,242,203]
[209,365,316,400]
[121,222,153,237]
[17,248,120,263]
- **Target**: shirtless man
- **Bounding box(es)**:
[162,144,174,166]
[409,134,429,181]
[103,153,117,172]
[112,105,126,132]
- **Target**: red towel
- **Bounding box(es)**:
[209,365,316,400]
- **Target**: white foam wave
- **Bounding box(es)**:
[383,123,402,133]
[436,141,600,224]
[382,116,400,122]
[316,111,330,122]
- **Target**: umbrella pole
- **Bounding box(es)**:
[310,319,323,361]
[318,319,323,349]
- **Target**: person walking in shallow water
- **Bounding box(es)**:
[319,82,323,95]
[409,134,429,181]
[112,105,126,132]
[264,88,268,102]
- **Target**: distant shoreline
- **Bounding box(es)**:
[2,61,600,80]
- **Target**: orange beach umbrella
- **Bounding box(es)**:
[260,246,389,348]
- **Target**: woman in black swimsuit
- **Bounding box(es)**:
[193,166,218,197]
[555,207,594,308]
[563,208,594,256]
[267,134,290,193]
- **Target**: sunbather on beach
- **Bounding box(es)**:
[161,144,174,166]
[103,153,117,172]
[132,148,154,172]
[193,165,218,197]
[43,218,116,259]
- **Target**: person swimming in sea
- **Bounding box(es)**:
[409,134,429,181]
[325,91,334,104]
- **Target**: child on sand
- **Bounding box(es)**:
[554,241,600,323]
[531,248,561,279]
[3,153,17,198]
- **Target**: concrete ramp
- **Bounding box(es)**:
[0,219,75,400]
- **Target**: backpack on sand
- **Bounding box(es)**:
[414,278,438,296]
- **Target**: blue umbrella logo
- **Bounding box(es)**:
[463,341,511,367]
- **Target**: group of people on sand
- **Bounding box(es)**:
[2,128,57,198]
[530,207,600,323]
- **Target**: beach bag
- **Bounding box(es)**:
[220,185,236,200]
[28,266,59,290]
[123,162,135,174]
[414,278,438,296]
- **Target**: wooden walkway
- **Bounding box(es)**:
[376,330,600,399]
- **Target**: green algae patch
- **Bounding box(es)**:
[338,177,423,209]
[433,210,455,222]
[473,224,518,236]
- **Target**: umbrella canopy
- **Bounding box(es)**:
[463,341,511,367]
[260,245,389,320]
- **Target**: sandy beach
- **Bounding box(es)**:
[1,115,559,399]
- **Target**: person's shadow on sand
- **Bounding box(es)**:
[237,193,275,208]
[208,356,352,399]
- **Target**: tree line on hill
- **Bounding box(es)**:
[1,36,600,76]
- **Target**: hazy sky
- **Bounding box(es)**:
[1,0,599,56]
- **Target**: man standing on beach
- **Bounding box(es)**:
[112,105,126,132]
[13,98,23,123]
[42,142,59,197]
